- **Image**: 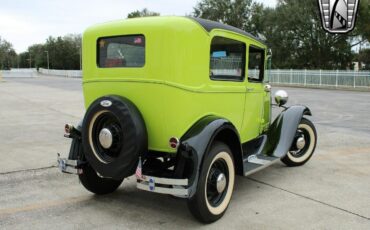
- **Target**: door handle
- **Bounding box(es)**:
[246,87,254,92]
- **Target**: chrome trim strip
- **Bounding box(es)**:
[140,175,188,186]
[137,182,189,196]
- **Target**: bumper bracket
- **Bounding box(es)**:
[57,153,85,175]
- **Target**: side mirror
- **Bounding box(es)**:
[267,48,272,59]
[274,90,288,106]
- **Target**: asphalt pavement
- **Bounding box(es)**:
[0,76,369,229]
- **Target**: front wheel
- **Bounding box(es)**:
[188,142,235,223]
[281,117,317,167]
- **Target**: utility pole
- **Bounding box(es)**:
[45,51,50,69]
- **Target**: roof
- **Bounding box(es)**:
[85,16,265,45]
[188,17,265,45]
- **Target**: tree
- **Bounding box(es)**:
[127,8,160,18]
[348,0,370,50]
[43,34,81,70]
[0,37,17,70]
[264,0,352,69]
[17,34,81,69]
[18,52,31,68]
[356,49,370,70]
[193,0,263,34]
[28,44,46,68]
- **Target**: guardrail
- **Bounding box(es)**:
[269,69,370,89]
[0,68,37,78]
[39,68,82,78]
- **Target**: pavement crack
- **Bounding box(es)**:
[248,177,370,221]
[0,165,56,175]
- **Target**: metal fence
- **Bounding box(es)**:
[269,69,370,88]
[39,68,82,78]
[4,68,370,89]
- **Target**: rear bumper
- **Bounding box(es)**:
[136,176,189,197]
[57,154,84,175]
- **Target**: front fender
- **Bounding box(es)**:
[180,116,239,197]
[263,105,312,158]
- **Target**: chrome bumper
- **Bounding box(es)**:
[136,176,189,197]
[57,154,83,175]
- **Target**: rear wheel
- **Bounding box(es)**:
[281,117,317,167]
[188,142,235,223]
[69,137,123,195]
[79,164,123,195]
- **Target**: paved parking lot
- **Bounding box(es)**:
[0,76,369,229]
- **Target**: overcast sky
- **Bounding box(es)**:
[0,0,276,53]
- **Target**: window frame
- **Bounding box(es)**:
[247,45,265,83]
[209,36,246,82]
[96,34,146,69]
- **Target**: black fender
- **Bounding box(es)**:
[67,120,83,160]
[179,115,242,198]
[263,105,312,158]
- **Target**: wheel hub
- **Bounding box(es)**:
[296,136,306,150]
[98,128,113,149]
[216,173,227,193]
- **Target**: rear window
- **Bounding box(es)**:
[97,35,145,68]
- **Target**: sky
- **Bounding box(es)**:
[0,0,277,53]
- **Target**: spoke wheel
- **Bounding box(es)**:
[188,142,235,223]
[206,159,229,207]
[281,118,317,167]
[90,111,123,163]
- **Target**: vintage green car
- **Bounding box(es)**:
[58,16,317,223]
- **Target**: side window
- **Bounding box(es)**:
[97,35,145,68]
[248,46,265,82]
[210,36,246,81]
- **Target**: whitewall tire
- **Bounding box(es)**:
[281,118,317,166]
[188,141,235,223]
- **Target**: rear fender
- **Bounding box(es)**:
[179,116,241,198]
[67,120,83,160]
[263,105,312,157]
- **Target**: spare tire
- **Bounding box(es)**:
[81,95,147,180]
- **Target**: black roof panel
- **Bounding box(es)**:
[188,17,265,45]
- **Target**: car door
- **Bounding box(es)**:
[208,35,248,131]
[241,45,266,141]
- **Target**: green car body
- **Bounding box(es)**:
[59,16,316,223]
[82,16,271,154]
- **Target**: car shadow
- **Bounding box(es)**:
[77,163,289,226]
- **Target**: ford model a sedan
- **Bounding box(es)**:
[58,16,317,223]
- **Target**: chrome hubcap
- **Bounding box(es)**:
[216,173,227,193]
[98,128,113,149]
[296,136,306,150]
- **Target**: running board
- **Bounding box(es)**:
[243,154,280,177]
